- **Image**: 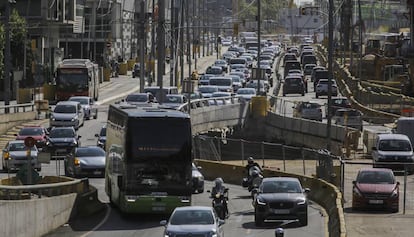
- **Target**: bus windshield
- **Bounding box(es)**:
[124,117,192,193]
[57,69,89,91]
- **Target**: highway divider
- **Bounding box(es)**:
[195,159,346,237]
[0,176,104,237]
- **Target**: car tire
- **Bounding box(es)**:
[254,212,264,226]
[198,188,204,193]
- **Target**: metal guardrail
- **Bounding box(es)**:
[0,102,35,114]
[0,177,89,200]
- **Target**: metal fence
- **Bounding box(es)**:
[193,135,338,178]
[0,102,35,114]
[194,135,414,214]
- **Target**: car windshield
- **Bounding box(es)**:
[69,97,88,105]
[75,147,105,157]
[238,89,255,95]
[126,94,148,102]
[165,96,183,103]
[357,171,395,184]
[54,105,76,113]
[379,139,412,151]
[19,127,44,136]
[262,180,302,193]
[199,87,218,93]
[170,210,214,225]
[49,129,75,138]
[9,143,36,151]
[99,127,106,136]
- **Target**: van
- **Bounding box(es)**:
[372,133,414,172]
[396,117,414,145]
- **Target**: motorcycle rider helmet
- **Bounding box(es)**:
[247,156,254,165]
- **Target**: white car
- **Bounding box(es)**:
[315,79,338,98]
[68,96,98,120]
[237,88,256,101]
[49,101,85,130]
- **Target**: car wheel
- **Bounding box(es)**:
[391,206,399,213]
[299,214,308,226]
[254,212,264,226]
[198,187,204,193]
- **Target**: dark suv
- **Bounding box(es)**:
[45,127,81,156]
[283,76,305,96]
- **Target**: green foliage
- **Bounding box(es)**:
[238,0,282,27]
[0,9,29,82]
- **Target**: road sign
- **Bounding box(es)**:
[24,136,36,148]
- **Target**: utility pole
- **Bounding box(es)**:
[186,0,192,79]
[327,0,334,151]
[170,0,175,86]
[139,0,146,92]
[180,0,184,86]
[150,0,156,86]
[157,0,166,102]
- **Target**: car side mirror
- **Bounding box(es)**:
[218,219,225,226]
[304,188,311,193]
[160,220,167,226]
[352,180,356,185]
[78,135,82,139]
[197,166,202,170]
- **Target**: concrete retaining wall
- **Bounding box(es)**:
[0,111,36,135]
[195,159,346,237]
[0,193,76,237]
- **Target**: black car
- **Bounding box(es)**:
[254,177,310,226]
[192,163,204,193]
[95,125,106,150]
[45,127,81,156]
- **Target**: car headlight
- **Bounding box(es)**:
[256,197,266,205]
[50,115,55,121]
[353,187,363,197]
[377,154,385,160]
[390,189,399,198]
[74,158,80,166]
[297,198,306,205]
[71,116,78,122]
[71,140,78,146]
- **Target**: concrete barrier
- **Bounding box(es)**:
[0,193,77,237]
[0,111,36,136]
[195,159,346,237]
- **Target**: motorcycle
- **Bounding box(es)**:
[211,188,229,220]
[249,172,263,199]
[242,166,263,190]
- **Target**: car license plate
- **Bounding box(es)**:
[152,206,166,211]
[369,200,383,204]
[273,209,290,214]
[93,171,101,175]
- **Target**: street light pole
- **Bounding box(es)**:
[256,0,261,95]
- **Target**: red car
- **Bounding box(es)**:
[15,126,48,149]
[352,168,399,212]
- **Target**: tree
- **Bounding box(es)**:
[0,9,32,87]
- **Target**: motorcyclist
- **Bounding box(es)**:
[211,177,229,218]
[245,156,262,175]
